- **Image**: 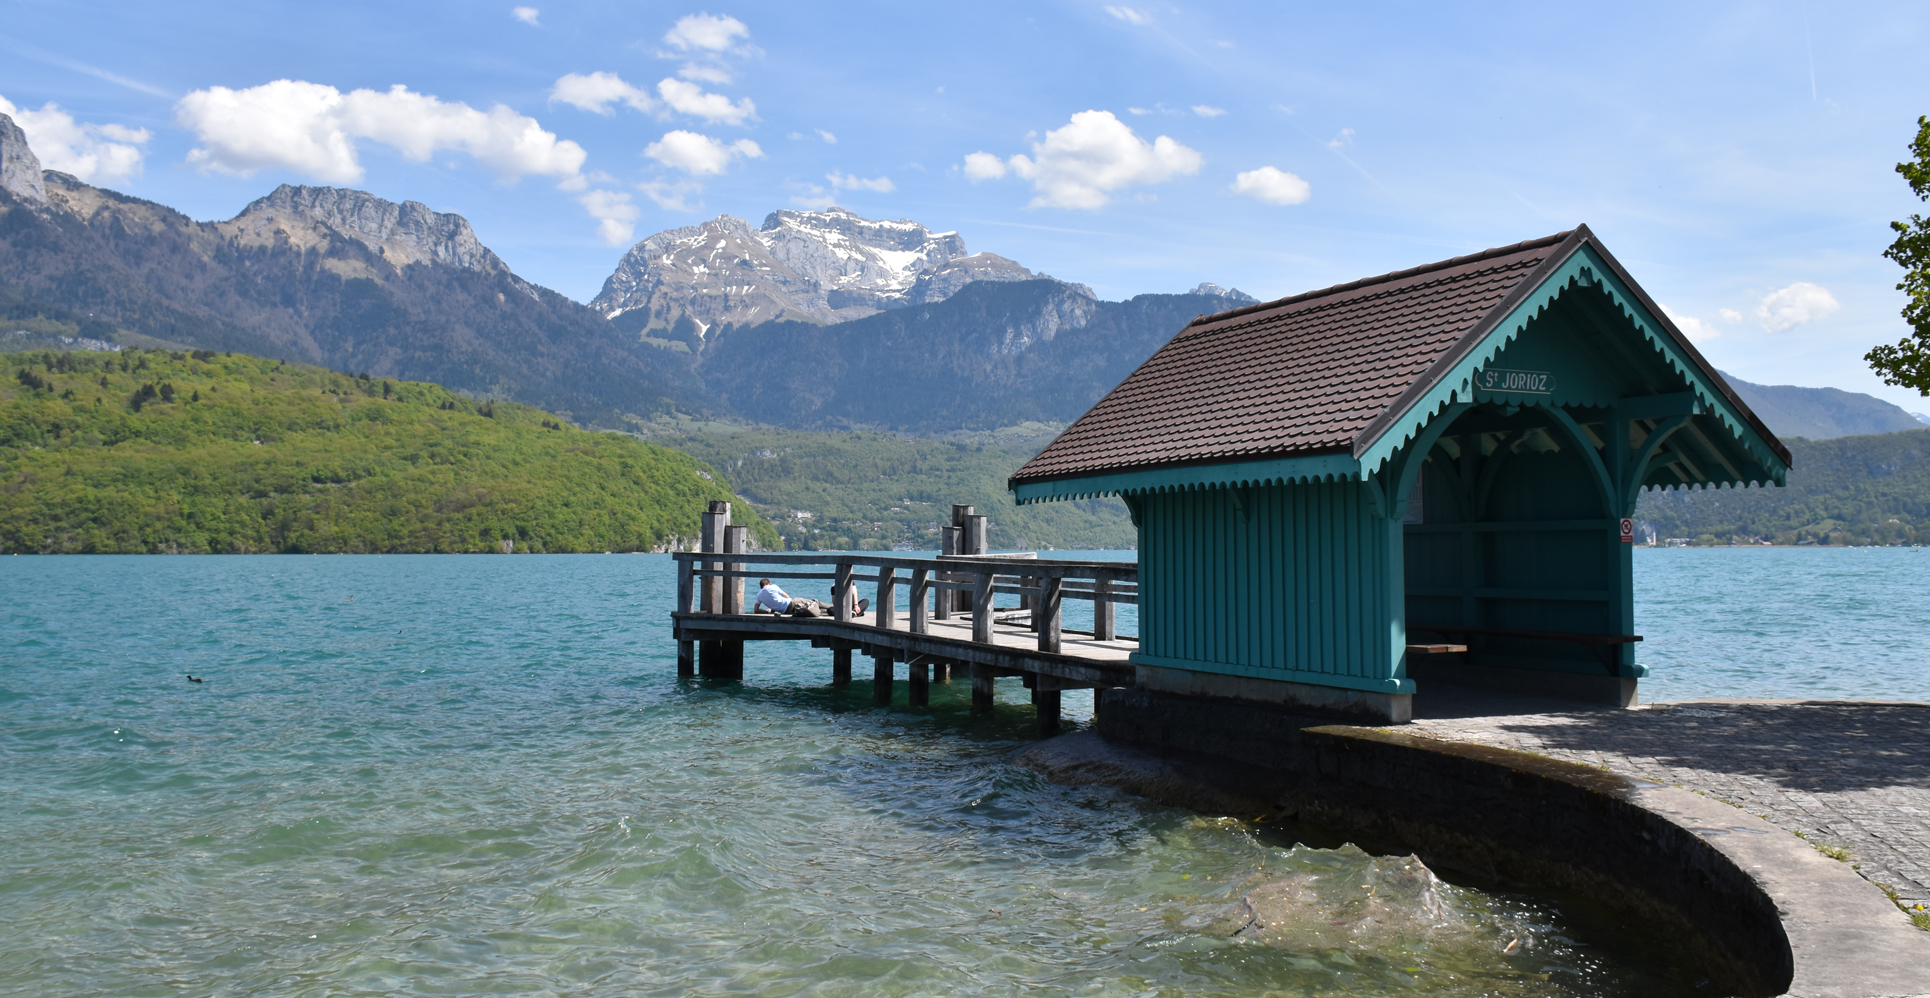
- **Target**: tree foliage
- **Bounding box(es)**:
[1868,115,1930,395]
[0,349,776,554]
[649,420,1135,551]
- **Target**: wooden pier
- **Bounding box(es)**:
[669,503,1139,732]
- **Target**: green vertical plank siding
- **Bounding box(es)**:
[1133,479,1404,692]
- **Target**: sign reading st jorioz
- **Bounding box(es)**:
[1476,368,1556,395]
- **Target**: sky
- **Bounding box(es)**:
[3,1,1928,412]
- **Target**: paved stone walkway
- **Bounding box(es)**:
[1407,696,1930,906]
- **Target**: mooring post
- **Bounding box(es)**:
[972,570,995,644]
[1093,572,1115,642]
[872,650,894,705]
[877,566,897,631]
[832,645,852,687]
[971,662,995,715]
[699,501,729,614]
[910,568,930,634]
[833,560,854,623]
[1038,576,1062,654]
[675,554,695,677]
[936,525,959,619]
[908,655,930,706]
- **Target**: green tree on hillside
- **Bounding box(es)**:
[1868,115,1930,395]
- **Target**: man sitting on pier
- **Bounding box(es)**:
[755,579,866,618]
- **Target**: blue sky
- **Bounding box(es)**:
[3,1,1929,411]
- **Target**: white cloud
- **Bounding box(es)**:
[578,189,639,245]
[1230,166,1310,206]
[1660,304,1722,343]
[970,110,1202,209]
[962,151,1007,181]
[511,6,540,25]
[828,171,894,193]
[550,72,656,115]
[1191,105,1226,118]
[816,129,836,144]
[664,13,750,52]
[678,63,733,84]
[1104,6,1150,24]
[655,78,755,125]
[1327,127,1355,149]
[175,80,586,183]
[1754,282,1841,332]
[1719,308,1743,323]
[639,179,703,211]
[644,130,761,175]
[0,95,150,185]
[1127,107,1151,115]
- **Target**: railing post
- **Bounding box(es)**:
[1021,573,1037,631]
[877,565,897,631]
[834,560,854,622]
[723,524,747,615]
[1093,572,1116,641]
[910,568,930,635]
[1038,576,1062,654]
[972,570,994,644]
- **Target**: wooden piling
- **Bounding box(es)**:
[971,662,995,715]
[676,556,695,676]
[1034,688,1061,734]
[872,650,894,705]
[908,656,930,705]
[832,646,852,687]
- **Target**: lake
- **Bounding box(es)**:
[2,548,1920,996]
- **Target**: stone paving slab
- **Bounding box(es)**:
[1407,695,1930,908]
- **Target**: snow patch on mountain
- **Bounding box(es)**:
[590,206,1059,337]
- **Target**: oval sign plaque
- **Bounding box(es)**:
[1476,368,1556,394]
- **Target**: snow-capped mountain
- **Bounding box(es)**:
[590,206,1045,336]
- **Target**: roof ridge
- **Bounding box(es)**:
[1186,230,1573,330]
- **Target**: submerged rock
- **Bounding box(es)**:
[1231,847,1455,950]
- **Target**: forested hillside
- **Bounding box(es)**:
[1635,429,1930,545]
[647,420,1134,551]
[0,348,775,554]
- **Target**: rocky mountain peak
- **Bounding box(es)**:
[1188,282,1258,303]
[590,206,1053,338]
[0,113,48,205]
[227,185,506,273]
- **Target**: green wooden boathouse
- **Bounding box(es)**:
[1008,227,1790,722]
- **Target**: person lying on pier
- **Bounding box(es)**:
[754,579,867,618]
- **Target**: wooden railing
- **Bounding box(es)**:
[670,551,1138,653]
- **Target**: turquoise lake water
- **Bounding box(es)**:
[2,549,1921,996]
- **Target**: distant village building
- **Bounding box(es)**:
[1010,227,1790,721]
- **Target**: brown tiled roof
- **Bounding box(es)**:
[1012,232,1574,486]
